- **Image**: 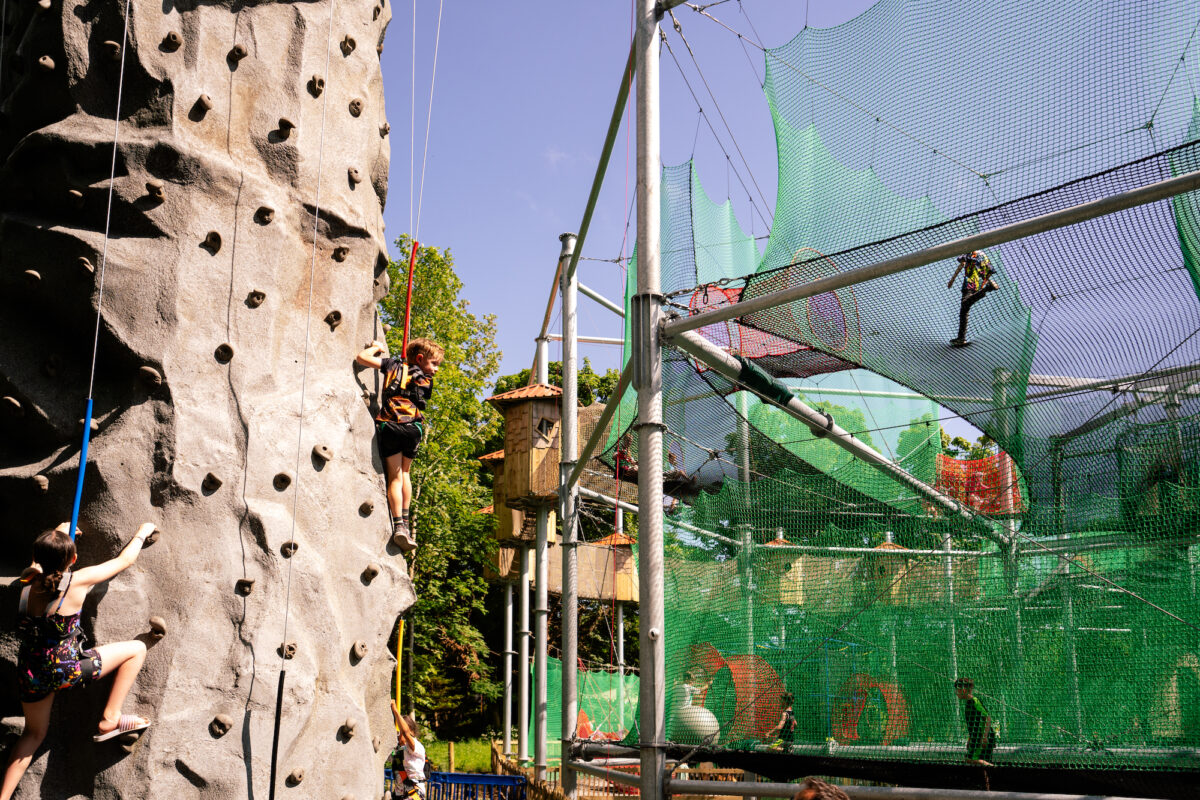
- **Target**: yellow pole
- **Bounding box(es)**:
[396,619,404,730]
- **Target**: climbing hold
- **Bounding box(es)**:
[280,540,298,558]
[43,355,63,377]
[33,475,49,492]
[193,94,213,119]
[361,563,380,582]
[308,75,324,97]
[254,206,274,225]
[342,795,356,800]
[373,4,381,18]
[324,310,342,331]
[340,719,357,739]
[162,31,182,51]
[372,735,383,753]
[209,714,233,738]
[273,473,292,491]
[78,256,95,274]
[348,98,363,117]
[277,117,296,140]
[37,55,54,72]
[351,640,367,660]
[202,472,222,492]
[381,322,392,334]
[214,343,234,363]
[286,768,304,787]
[347,167,362,185]
[2,396,21,415]
[67,189,84,208]
[139,365,162,387]
[332,246,349,262]
[149,616,167,639]
[120,731,142,753]
[312,444,333,463]
[358,501,374,517]
[377,43,384,56]
[144,527,160,546]
[36,0,51,11]
[228,43,247,62]
[23,269,41,285]
[235,578,255,596]
[340,35,356,56]
[279,641,297,659]
[77,418,99,434]
[145,180,165,202]
[202,231,222,254]
[246,290,266,308]
[103,40,121,61]
[380,122,390,137]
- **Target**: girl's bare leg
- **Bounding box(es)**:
[93,640,148,734]
[0,695,54,800]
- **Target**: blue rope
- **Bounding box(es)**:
[66,398,94,542]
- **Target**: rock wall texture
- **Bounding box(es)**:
[0,0,411,797]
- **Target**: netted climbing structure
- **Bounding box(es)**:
[602,0,1200,795]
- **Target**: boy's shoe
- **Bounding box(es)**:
[391,517,417,553]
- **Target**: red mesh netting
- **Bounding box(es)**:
[935,452,1024,514]
[713,655,786,742]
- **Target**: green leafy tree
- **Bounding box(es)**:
[940,427,998,460]
[379,235,503,738]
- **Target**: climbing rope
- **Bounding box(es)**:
[67,0,133,542]
[269,0,340,794]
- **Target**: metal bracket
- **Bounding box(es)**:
[810,410,834,438]
[630,293,664,393]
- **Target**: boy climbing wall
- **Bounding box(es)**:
[357,338,444,552]
[947,250,999,347]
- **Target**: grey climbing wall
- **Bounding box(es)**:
[0,0,410,796]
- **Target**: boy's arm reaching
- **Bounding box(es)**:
[947,263,963,289]
[356,341,387,369]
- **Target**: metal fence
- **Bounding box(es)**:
[427,772,528,800]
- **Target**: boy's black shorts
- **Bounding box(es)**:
[378,420,423,459]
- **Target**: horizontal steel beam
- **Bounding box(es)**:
[579,283,626,317]
[547,333,625,346]
[1027,363,1200,400]
[664,778,1153,800]
[577,485,741,547]
[664,167,1200,338]
[565,761,641,789]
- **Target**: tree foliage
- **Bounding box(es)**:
[378,236,502,737]
[940,427,998,460]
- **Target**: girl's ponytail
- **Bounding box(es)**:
[29,528,76,596]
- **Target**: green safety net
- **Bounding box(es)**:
[532,656,640,761]
[600,0,1200,784]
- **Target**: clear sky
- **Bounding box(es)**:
[377,1,879,383]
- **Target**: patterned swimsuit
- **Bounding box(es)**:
[17,576,102,703]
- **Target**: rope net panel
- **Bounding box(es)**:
[601,0,1200,783]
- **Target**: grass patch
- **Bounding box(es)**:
[424,737,493,774]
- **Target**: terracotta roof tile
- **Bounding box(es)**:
[479,449,505,462]
[486,383,562,408]
[593,531,636,547]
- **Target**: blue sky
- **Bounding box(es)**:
[378,1,878,382]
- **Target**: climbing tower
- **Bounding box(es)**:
[0,0,405,796]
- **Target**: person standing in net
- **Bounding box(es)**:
[955,677,998,765]
[947,251,998,347]
[767,692,797,749]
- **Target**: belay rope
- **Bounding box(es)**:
[67,0,133,542]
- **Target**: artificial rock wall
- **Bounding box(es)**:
[0,0,410,797]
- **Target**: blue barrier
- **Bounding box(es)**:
[425,772,528,800]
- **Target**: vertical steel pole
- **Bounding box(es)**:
[635,2,665,799]
[617,600,626,733]
[559,232,581,800]
[504,582,514,755]
[536,338,550,385]
[535,509,549,781]
[519,544,532,762]
[943,530,960,740]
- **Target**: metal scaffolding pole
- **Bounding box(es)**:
[559,232,580,800]
[634,1,665,798]
[668,328,1003,544]
[660,777,1154,800]
[535,507,549,781]
[518,544,531,762]
[664,166,1200,338]
[503,582,514,755]
[579,282,626,317]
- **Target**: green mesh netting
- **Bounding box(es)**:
[533,657,639,748]
[599,0,1200,783]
